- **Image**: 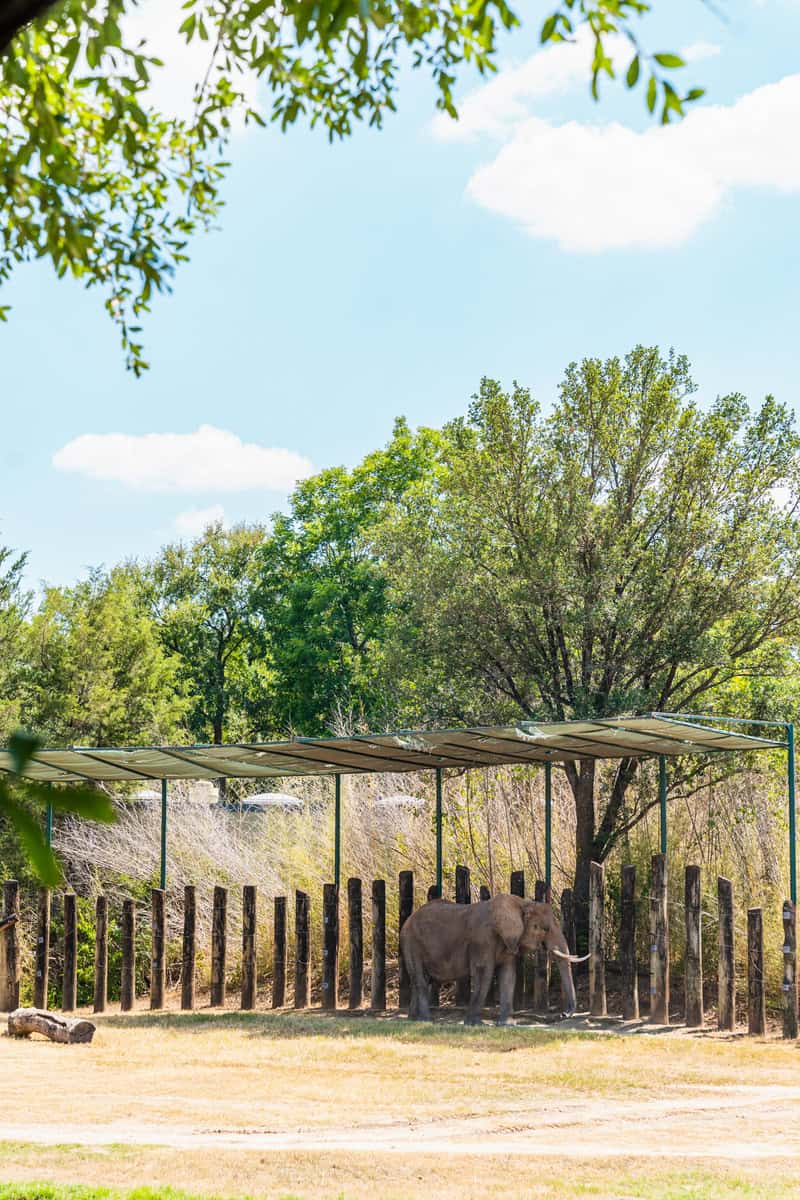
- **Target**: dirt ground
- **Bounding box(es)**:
[2,1004,800,1198]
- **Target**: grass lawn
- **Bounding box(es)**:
[2,1008,800,1199]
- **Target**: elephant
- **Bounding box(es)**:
[399,893,587,1025]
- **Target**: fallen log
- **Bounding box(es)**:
[6,1007,96,1044]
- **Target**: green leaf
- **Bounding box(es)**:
[625,55,640,88]
[646,74,657,114]
[540,15,557,43]
[0,788,61,886]
[653,53,685,69]
[685,87,706,102]
[9,730,39,774]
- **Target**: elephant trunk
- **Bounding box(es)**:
[554,951,577,1018]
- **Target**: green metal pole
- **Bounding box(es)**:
[160,778,168,891]
[334,773,341,892]
[659,755,667,857]
[45,781,53,849]
[544,762,552,890]
[435,768,443,896]
[788,724,796,906]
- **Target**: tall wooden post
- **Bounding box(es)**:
[120,899,136,1012]
[649,854,669,1024]
[0,880,20,1012]
[322,883,339,1010]
[589,862,606,1017]
[398,870,414,1010]
[181,885,197,1011]
[684,865,703,1027]
[273,896,287,1008]
[747,908,765,1036]
[782,900,797,1040]
[34,887,51,1010]
[510,869,525,1010]
[717,877,734,1031]
[534,879,550,1012]
[150,888,166,1011]
[371,879,386,1011]
[211,885,227,1008]
[479,885,491,901]
[241,885,257,1010]
[561,887,576,955]
[62,892,77,1012]
[348,878,363,1010]
[620,865,639,1020]
[93,894,108,1014]
[294,889,310,1008]
[455,865,471,1007]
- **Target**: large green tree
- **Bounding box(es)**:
[0,540,29,738]
[2,0,704,370]
[379,347,800,918]
[254,417,442,734]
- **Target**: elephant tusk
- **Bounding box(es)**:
[550,949,590,963]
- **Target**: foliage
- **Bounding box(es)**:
[144,523,267,744]
[253,417,443,734]
[19,565,187,747]
[0,539,29,738]
[1,0,703,371]
[377,346,800,904]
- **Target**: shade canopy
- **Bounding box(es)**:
[0,713,786,784]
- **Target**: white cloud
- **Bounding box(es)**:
[122,0,259,129]
[173,504,227,536]
[680,41,722,63]
[465,75,800,251]
[53,425,314,493]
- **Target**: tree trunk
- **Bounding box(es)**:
[568,760,596,949]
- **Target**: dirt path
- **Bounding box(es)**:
[3,1084,799,1159]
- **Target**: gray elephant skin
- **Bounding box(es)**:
[399,893,586,1024]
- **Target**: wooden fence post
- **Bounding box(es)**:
[63,892,77,1013]
[151,888,166,1011]
[717,877,734,1031]
[561,888,576,955]
[782,900,797,1040]
[534,879,550,1012]
[747,908,765,1036]
[211,885,227,1008]
[273,896,287,1008]
[182,885,196,1011]
[34,887,51,1010]
[479,885,491,901]
[371,879,386,1012]
[589,862,606,1017]
[120,899,136,1012]
[93,894,108,1014]
[0,880,20,1012]
[348,878,363,1010]
[649,854,669,1024]
[322,883,339,1011]
[241,885,257,1010]
[684,865,703,1027]
[398,870,414,1010]
[510,870,525,1010]
[294,889,310,1009]
[620,865,639,1021]
[455,865,471,1007]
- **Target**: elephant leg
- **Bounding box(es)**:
[404,945,432,1021]
[496,959,516,1026]
[464,961,494,1026]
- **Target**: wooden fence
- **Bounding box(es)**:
[1,858,797,1038]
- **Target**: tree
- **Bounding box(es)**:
[379,347,800,924]
[0,539,29,738]
[19,565,186,746]
[1,1,703,370]
[253,417,442,734]
[145,522,267,752]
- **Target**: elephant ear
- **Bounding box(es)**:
[491,895,525,955]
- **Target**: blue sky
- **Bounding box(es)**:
[2,0,799,591]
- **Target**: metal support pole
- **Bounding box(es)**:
[435,768,443,896]
[544,761,552,890]
[45,782,53,849]
[789,723,797,906]
[659,755,667,857]
[334,773,342,892]
[160,778,168,891]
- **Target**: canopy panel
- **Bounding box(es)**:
[0,714,786,783]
